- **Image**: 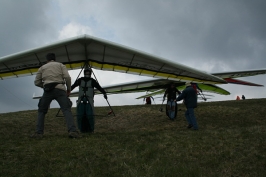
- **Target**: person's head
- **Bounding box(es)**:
[170,83,175,88]
[185,82,191,87]
[46,53,56,61]
[84,68,92,78]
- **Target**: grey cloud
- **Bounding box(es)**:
[0,0,59,113]
[0,0,58,56]
[1,0,266,113]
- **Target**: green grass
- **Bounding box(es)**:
[0,99,266,177]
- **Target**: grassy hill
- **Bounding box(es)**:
[0,99,265,177]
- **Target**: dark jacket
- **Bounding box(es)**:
[71,77,106,94]
[164,87,181,101]
[176,86,197,108]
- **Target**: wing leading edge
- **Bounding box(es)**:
[0,34,226,84]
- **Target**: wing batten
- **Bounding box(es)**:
[64,45,73,70]
[101,45,106,70]
[34,53,41,64]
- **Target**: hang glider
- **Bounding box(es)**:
[0,34,226,84]
[32,78,228,99]
[211,70,266,86]
[1,34,265,101]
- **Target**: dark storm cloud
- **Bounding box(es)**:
[97,0,266,71]
[1,0,266,113]
[0,0,58,56]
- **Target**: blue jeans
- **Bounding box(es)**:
[185,108,198,129]
[167,100,176,119]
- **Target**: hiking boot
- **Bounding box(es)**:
[30,133,43,139]
[69,131,80,138]
[187,124,193,129]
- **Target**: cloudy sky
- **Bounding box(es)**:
[0,0,266,113]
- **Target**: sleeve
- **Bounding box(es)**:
[61,64,72,91]
[92,80,106,94]
[71,78,80,91]
[176,90,186,101]
[34,68,43,88]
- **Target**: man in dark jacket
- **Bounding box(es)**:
[71,68,107,133]
[176,82,198,130]
[163,83,181,120]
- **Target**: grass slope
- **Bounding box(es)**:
[0,99,266,177]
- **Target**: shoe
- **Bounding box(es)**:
[69,131,80,138]
[187,124,193,129]
[30,133,43,139]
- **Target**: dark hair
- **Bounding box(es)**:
[46,53,56,61]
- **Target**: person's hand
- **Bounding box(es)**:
[104,94,107,99]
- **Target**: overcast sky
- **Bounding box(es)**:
[0,0,266,113]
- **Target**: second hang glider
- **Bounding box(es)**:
[0,34,265,99]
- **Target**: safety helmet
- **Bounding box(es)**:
[170,82,175,87]
[84,68,92,77]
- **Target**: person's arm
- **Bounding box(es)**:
[176,90,186,101]
[71,79,80,91]
[34,68,43,88]
[92,80,107,99]
[61,64,72,95]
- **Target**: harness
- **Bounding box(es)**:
[78,79,94,104]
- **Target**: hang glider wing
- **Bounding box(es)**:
[0,34,226,84]
[212,69,266,86]
[223,78,263,86]
[136,82,230,99]
[73,78,229,100]
[136,89,166,99]
[68,78,177,98]
[177,83,230,95]
[33,78,229,99]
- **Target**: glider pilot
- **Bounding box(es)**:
[144,96,154,105]
[163,83,181,120]
[71,68,107,133]
[176,82,198,130]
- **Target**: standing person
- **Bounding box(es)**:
[32,53,79,138]
[163,83,181,120]
[71,68,107,133]
[242,95,246,100]
[176,82,198,130]
[144,96,154,105]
